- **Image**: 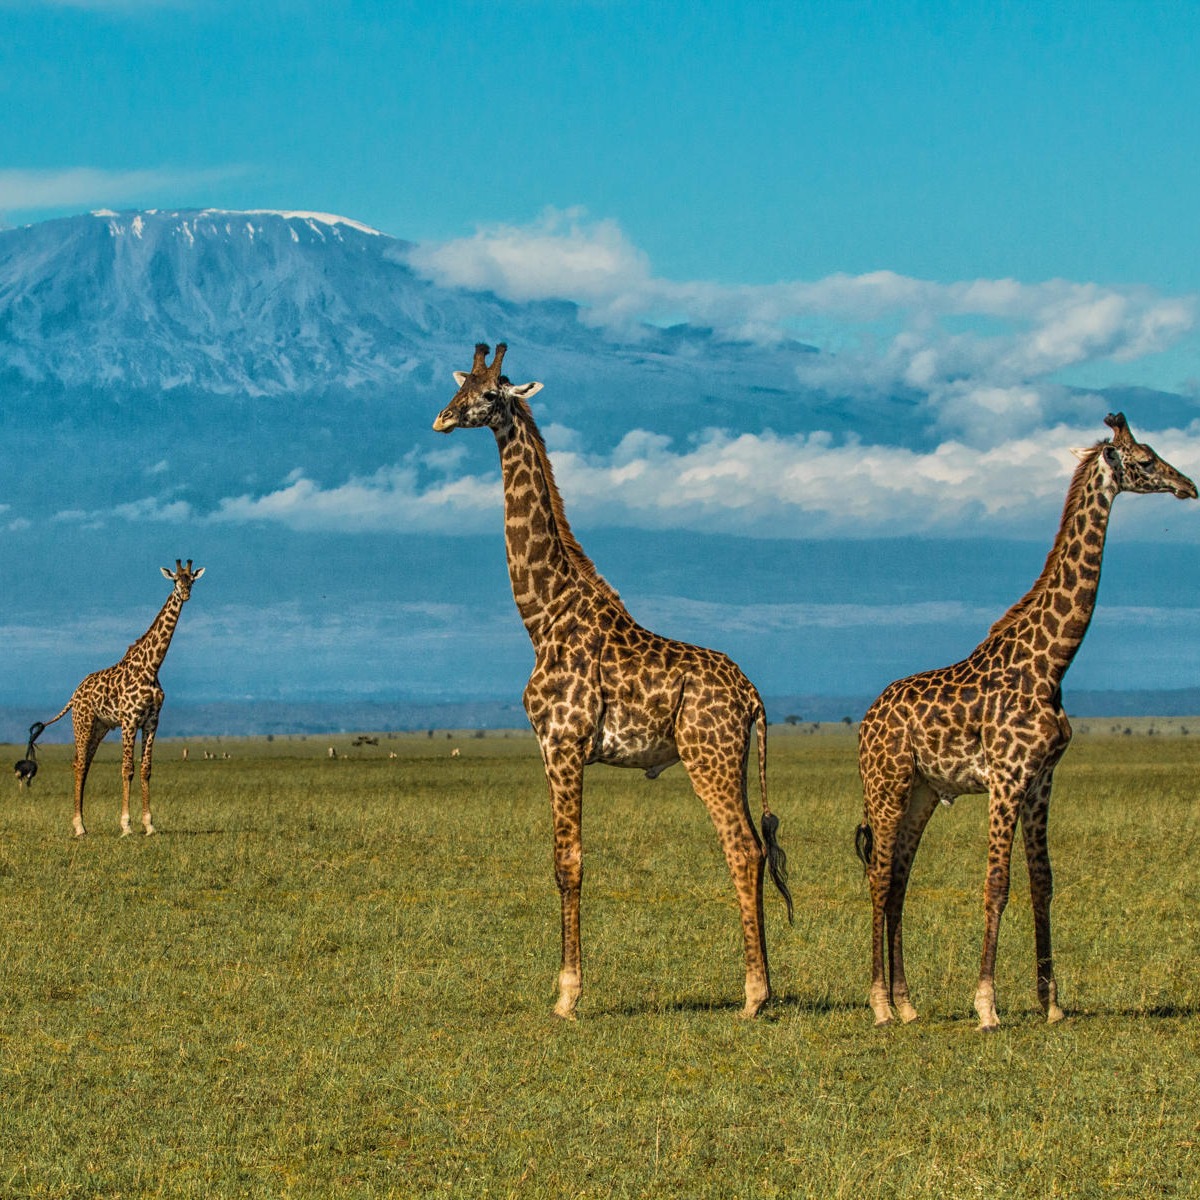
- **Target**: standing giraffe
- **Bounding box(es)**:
[856,414,1195,1030]
[28,560,205,837]
[433,343,793,1019]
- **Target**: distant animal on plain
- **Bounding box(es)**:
[27,560,205,837]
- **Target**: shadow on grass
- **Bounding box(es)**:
[1062,1003,1200,1020]
[594,990,866,1019]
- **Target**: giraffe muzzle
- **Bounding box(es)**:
[432,411,458,433]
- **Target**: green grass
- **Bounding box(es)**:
[1,726,1198,1198]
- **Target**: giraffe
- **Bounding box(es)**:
[433,343,793,1019]
[28,560,205,837]
[855,413,1196,1030]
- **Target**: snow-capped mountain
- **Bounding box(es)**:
[0,207,838,514]
[0,208,591,396]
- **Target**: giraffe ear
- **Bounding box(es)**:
[160,566,175,580]
[192,567,206,580]
[453,371,469,386]
[511,381,543,400]
[1069,447,1089,462]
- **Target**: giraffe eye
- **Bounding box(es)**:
[483,390,499,402]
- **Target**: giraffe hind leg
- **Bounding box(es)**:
[1022,774,1064,1023]
[860,777,911,1026]
[679,730,772,1019]
[72,714,106,838]
[885,782,941,1024]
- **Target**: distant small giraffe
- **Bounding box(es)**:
[434,343,792,1019]
[28,560,205,837]
[856,414,1196,1030]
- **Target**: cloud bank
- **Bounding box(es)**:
[54,420,1200,541]
[408,208,1198,447]
[39,209,1200,541]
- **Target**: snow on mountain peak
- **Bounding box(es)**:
[203,209,385,237]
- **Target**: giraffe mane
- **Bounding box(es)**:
[985,440,1107,639]
[512,394,623,606]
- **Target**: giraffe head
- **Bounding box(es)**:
[432,342,543,435]
[160,559,206,600]
[1097,412,1198,499]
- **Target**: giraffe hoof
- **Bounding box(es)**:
[552,1006,578,1022]
[897,1002,919,1024]
[120,827,132,838]
[873,1015,894,1028]
[978,1022,1000,1034]
[1047,1005,1066,1024]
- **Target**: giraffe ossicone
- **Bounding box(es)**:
[27,559,205,837]
[856,414,1196,1031]
[434,343,793,1020]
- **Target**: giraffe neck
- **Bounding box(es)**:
[983,445,1116,684]
[494,400,623,639]
[122,589,185,675]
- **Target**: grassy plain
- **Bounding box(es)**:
[0,724,1198,1198]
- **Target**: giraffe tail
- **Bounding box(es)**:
[755,706,794,925]
[855,821,874,870]
[27,699,74,749]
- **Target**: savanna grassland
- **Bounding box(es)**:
[1,724,1198,1199]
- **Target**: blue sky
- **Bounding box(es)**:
[2,1,1198,286]
[3,1,1200,716]
[3,0,1199,390]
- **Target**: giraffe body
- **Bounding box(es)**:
[857,414,1195,1030]
[31,561,205,837]
[434,344,792,1019]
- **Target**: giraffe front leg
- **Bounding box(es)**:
[544,746,585,1020]
[974,791,1020,1031]
[120,726,138,837]
[140,718,159,835]
[1022,779,1064,1024]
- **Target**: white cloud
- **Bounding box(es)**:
[208,463,502,533]
[71,419,1200,541]
[407,211,1197,445]
[407,207,652,308]
[0,165,247,215]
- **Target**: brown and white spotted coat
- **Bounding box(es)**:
[433,343,793,1019]
[856,414,1196,1030]
[33,560,205,837]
